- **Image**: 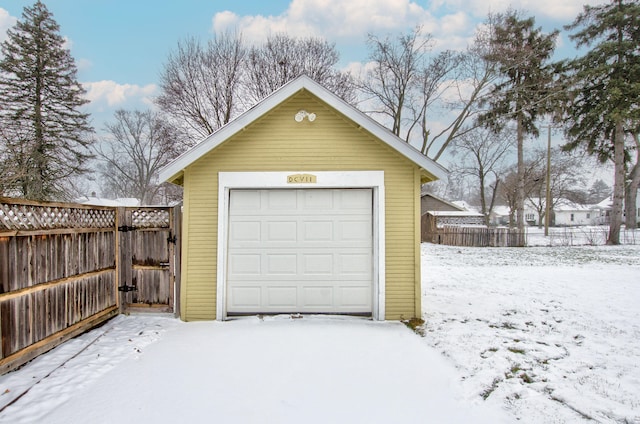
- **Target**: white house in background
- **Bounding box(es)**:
[553,201,596,226]
[489,205,512,226]
[524,198,600,227]
[493,199,603,227]
[591,191,640,226]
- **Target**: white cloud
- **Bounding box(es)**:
[434,0,607,21]
[211,0,488,55]
[0,8,17,43]
[212,0,438,43]
[83,80,158,108]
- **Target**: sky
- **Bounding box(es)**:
[0,0,612,190]
[0,0,607,124]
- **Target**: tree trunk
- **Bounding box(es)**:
[479,168,488,225]
[624,145,640,229]
[608,120,625,245]
[625,182,639,229]
[516,115,525,233]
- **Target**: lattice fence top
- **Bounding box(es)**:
[0,202,116,231]
[131,209,170,228]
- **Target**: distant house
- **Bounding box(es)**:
[553,201,595,226]
[591,191,640,226]
[489,191,640,228]
[524,198,600,227]
[489,205,511,226]
[420,192,484,242]
[420,191,466,213]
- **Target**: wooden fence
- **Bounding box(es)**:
[0,197,180,375]
[424,222,526,248]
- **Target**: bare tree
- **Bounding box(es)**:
[157,33,354,141]
[95,110,186,205]
[525,147,586,227]
[157,32,246,140]
[449,126,514,225]
[359,26,431,138]
[419,19,500,161]
[499,156,544,227]
[358,24,497,162]
[244,33,354,106]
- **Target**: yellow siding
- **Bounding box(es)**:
[181,91,425,321]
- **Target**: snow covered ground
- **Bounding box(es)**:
[526,226,639,247]
[0,239,638,423]
[0,316,511,423]
[421,242,640,423]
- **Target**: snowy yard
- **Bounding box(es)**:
[421,242,640,423]
[0,315,511,423]
[0,240,638,423]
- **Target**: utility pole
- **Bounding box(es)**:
[544,124,552,236]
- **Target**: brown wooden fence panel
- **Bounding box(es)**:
[0,198,180,374]
[426,224,526,247]
[0,198,119,374]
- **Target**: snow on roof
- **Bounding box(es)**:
[76,197,140,207]
[491,205,511,216]
[451,200,477,212]
[427,210,483,217]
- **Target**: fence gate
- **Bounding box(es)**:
[117,205,181,314]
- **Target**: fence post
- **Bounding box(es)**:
[172,204,182,318]
[115,207,133,313]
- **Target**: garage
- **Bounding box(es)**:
[226,188,373,315]
[158,75,448,321]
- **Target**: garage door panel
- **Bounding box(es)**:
[229,190,262,211]
[228,286,262,308]
[229,254,261,275]
[302,190,334,209]
[339,253,372,275]
[339,286,371,307]
[338,189,372,209]
[302,286,334,307]
[266,286,297,307]
[303,254,333,275]
[266,221,297,241]
[266,254,297,274]
[267,190,297,209]
[227,189,372,314]
[229,220,261,242]
[339,219,372,241]
[303,221,333,241]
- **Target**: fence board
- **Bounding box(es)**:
[0,198,180,373]
[426,223,526,247]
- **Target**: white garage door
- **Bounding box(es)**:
[227,189,373,315]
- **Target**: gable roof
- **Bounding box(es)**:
[159,75,448,184]
[420,192,466,212]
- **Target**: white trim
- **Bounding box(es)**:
[159,76,447,183]
[216,171,385,321]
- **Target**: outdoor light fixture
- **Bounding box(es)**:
[294,110,316,122]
